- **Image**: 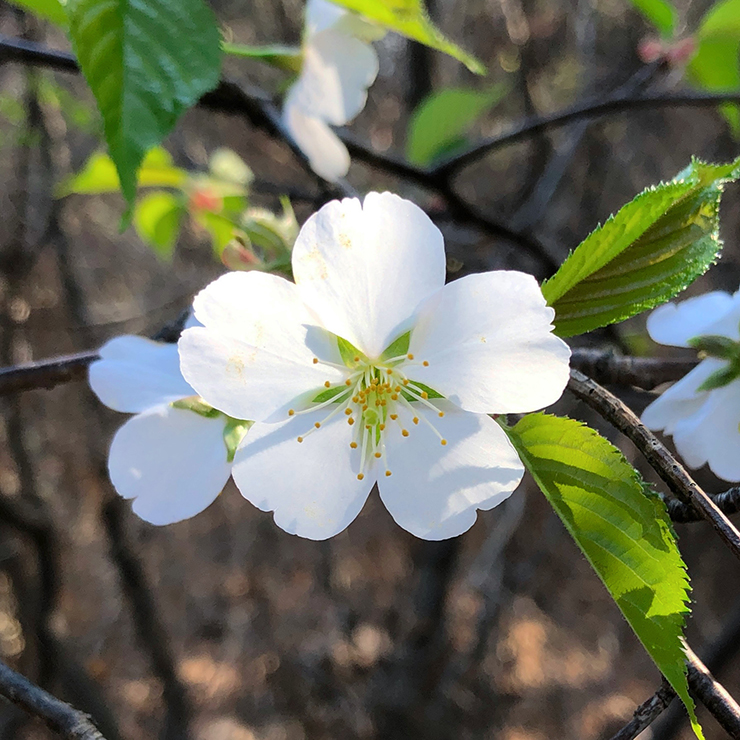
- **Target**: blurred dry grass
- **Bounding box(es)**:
[2,0,740,738]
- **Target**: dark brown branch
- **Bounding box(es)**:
[0,659,105,740]
[570,349,699,390]
[0,350,98,395]
[433,89,740,179]
[666,487,740,524]
[686,646,740,739]
[609,680,676,740]
[568,369,740,563]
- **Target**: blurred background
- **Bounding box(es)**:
[1,0,740,738]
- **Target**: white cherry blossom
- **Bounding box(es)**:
[179,192,571,540]
[283,0,384,181]
[89,327,249,524]
[642,289,740,481]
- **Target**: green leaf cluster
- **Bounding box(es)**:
[328,0,485,74]
[543,157,740,337]
[506,414,702,739]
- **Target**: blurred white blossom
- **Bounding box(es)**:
[89,325,250,524]
[642,290,740,480]
[283,0,384,181]
[179,192,571,540]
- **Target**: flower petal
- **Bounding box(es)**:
[232,410,374,540]
[289,29,378,125]
[671,380,740,481]
[378,403,524,540]
[108,405,232,525]
[304,0,385,41]
[181,272,345,422]
[89,336,194,413]
[407,271,571,414]
[293,193,446,358]
[647,291,736,347]
[283,104,350,182]
[641,358,723,434]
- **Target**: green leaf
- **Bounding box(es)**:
[625,0,677,37]
[505,414,702,740]
[221,42,302,73]
[407,83,507,166]
[697,0,740,39]
[328,0,485,74]
[402,380,444,401]
[195,211,238,256]
[311,385,350,404]
[57,147,188,196]
[336,336,367,368]
[66,0,222,209]
[6,0,67,26]
[133,191,185,259]
[542,157,740,337]
[380,331,411,361]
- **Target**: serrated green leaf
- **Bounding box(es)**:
[66,0,221,209]
[329,0,484,74]
[543,157,740,337]
[407,83,507,166]
[505,414,702,740]
[625,0,677,37]
[57,147,188,196]
[6,0,67,26]
[221,42,302,73]
[133,190,185,259]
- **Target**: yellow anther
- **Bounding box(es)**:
[357,473,364,480]
[374,452,382,459]
[350,442,358,448]
[379,423,385,431]
[324,381,331,388]
[395,386,401,392]
[348,418,355,426]
[288,409,295,416]
[312,358,319,364]
[402,379,409,386]
[375,400,380,406]
[297,436,304,443]
[391,393,398,401]
[354,356,360,362]
[380,400,387,406]
[402,429,409,437]
[345,408,352,415]
[362,404,368,411]
[352,396,359,403]
[421,391,429,400]
[423,360,429,367]
[390,414,398,420]
[345,379,352,386]
[441,439,447,446]
[387,369,393,375]
[413,417,419,425]
[438,411,445,417]
[385,470,392,477]
[366,425,372,430]
[314,422,321,428]
[407,353,414,360]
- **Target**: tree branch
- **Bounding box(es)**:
[666,488,740,524]
[568,369,740,563]
[608,680,675,740]
[569,349,698,390]
[0,660,106,740]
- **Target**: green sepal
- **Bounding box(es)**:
[221,42,303,73]
[697,362,740,391]
[337,336,367,368]
[402,380,444,402]
[380,331,411,361]
[171,396,221,418]
[223,417,253,463]
[311,385,349,404]
[687,334,740,360]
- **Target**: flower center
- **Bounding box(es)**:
[287,338,447,480]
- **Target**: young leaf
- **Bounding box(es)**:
[57,148,188,197]
[542,157,740,337]
[221,43,302,73]
[133,191,185,259]
[328,0,485,74]
[407,83,507,166]
[625,0,677,38]
[66,0,221,209]
[505,414,702,740]
[6,0,67,26]
[194,211,239,256]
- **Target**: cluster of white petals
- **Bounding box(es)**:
[179,192,571,540]
[642,290,740,480]
[283,0,384,181]
[89,326,234,524]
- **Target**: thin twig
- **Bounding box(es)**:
[0,660,105,740]
[608,680,676,740]
[568,369,740,563]
[686,646,740,739]
[569,349,698,390]
[0,350,98,395]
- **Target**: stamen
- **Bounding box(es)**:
[324,381,331,388]
[345,408,352,415]
[288,409,295,416]
[407,353,414,360]
[297,436,304,443]
[413,417,419,425]
[350,442,358,449]
[357,473,364,480]
[312,358,318,364]
[402,429,409,437]
[423,361,429,367]
[314,422,321,428]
